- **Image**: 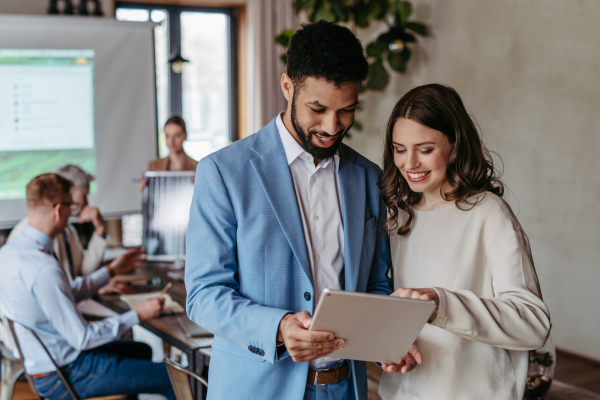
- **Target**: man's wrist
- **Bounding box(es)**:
[106,266,116,278]
[277,313,292,342]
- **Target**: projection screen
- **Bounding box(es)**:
[0,15,157,228]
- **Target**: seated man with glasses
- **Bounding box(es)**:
[0,173,174,399]
[9,165,136,294]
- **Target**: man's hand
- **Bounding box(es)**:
[381,344,423,374]
[277,311,344,363]
[79,206,106,237]
[135,297,165,321]
[108,248,145,277]
[97,279,137,295]
[391,287,440,322]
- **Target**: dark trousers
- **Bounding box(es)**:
[33,340,175,400]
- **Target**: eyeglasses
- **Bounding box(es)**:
[53,202,80,215]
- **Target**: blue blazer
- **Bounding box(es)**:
[185,118,393,400]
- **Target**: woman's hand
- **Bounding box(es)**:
[391,287,440,322]
[381,343,423,374]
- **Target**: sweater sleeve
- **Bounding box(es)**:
[430,199,551,350]
[80,232,108,276]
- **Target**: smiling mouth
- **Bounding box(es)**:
[406,171,431,182]
[313,132,340,145]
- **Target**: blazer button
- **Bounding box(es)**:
[304,292,311,301]
[258,350,265,356]
[248,345,254,352]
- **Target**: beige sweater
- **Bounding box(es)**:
[379,193,550,400]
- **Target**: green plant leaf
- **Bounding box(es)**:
[352,1,371,28]
[366,58,389,91]
[352,120,363,131]
[400,45,411,61]
[374,0,390,20]
[388,46,410,72]
[330,0,350,22]
[366,41,388,57]
[387,51,406,72]
[281,54,288,65]
[391,0,412,22]
[366,0,386,20]
[275,29,295,48]
[404,21,428,36]
[312,3,337,22]
[292,0,303,13]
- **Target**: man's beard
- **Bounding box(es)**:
[290,93,352,160]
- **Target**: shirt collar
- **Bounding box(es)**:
[23,225,54,254]
[275,112,340,171]
[276,112,306,166]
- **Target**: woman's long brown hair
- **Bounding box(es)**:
[378,84,505,235]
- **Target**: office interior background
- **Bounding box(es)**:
[0,0,598,399]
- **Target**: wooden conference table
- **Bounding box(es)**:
[95,261,212,400]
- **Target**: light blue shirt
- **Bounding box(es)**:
[0,225,139,374]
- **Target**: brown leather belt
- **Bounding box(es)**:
[32,372,53,379]
[307,361,350,386]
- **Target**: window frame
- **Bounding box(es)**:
[116,1,239,155]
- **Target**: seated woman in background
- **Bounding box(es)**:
[139,116,198,190]
[377,84,551,400]
[148,115,198,171]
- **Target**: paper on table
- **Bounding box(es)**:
[77,299,119,318]
[120,292,185,314]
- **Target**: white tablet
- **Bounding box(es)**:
[309,289,436,364]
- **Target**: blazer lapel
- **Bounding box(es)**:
[337,146,366,293]
[250,120,312,285]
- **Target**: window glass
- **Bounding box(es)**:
[151,10,170,158]
[115,8,149,22]
[180,12,230,160]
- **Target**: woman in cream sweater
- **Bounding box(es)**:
[377,84,551,400]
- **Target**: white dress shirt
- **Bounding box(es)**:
[378,193,550,400]
[0,225,139,375]
[276,113,345,368]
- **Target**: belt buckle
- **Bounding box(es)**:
[313,369,323,386]
[313,367,333,386]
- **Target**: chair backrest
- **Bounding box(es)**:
[164,357,208,400]
[0,312,15,352]
[6,318,80,400]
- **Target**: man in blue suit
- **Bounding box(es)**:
[186,21,421,400]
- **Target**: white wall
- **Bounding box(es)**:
[349,0,600,359]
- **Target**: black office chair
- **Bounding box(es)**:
[164,357,208,400]
[7,318,126,400]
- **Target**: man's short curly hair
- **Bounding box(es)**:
[287,20,369,89]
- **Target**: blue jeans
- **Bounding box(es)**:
[33,340,174,400]
[304,360,355,400]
